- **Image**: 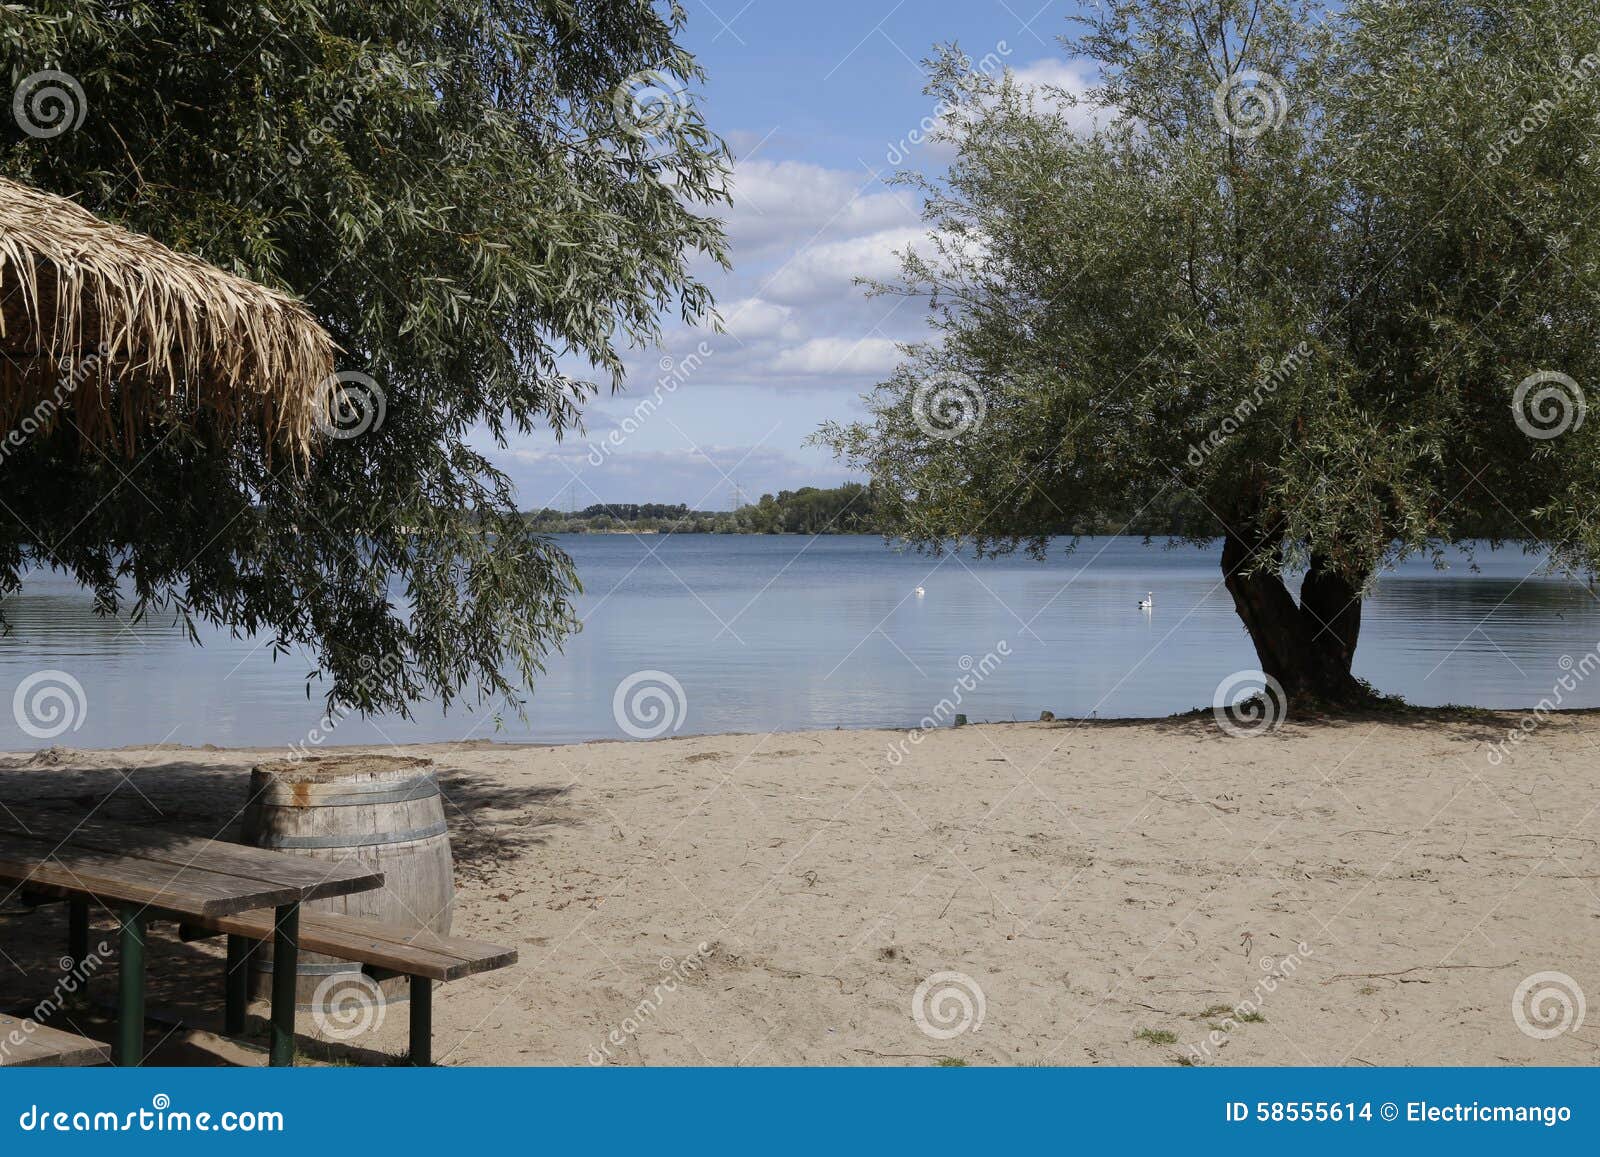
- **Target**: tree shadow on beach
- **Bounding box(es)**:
[1027,703,1528,746]
[0,751,575,1064]
[0,751,579,874]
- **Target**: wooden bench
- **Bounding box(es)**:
[0,817,382,1066]
[0,1013,110,1067]
[178,910,515,1065]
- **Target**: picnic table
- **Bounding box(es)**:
[0,815,381,1066]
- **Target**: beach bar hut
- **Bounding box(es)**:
[0,175,334,458]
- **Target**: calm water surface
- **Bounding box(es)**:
[0,536,1594,750]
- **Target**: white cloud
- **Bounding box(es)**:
[720,296,800,341]
[722,159,920,255]
[771,337,901,377]
[626,170,930,393]
[560,158,935,405]
[764,227,926,304]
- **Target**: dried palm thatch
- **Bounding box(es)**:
[0,176,336,460]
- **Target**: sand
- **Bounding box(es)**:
[2,711,1598,1066]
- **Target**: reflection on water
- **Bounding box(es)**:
[0,537,1594,750]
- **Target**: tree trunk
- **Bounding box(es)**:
[1299,552,1364,680]
[1221,532,1368,705]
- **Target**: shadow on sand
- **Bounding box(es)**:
[0,753,574,1064]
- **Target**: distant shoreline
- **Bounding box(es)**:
[10,701,1592,763]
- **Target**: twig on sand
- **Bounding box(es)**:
[762,964,848,991]
[1151,792,1239,814]
[1322,962,1514,985]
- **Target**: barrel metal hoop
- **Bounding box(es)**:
[253,821,450,849]
[256,776,440,808]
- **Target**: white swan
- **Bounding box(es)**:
[1138,591,1153,610]
[915,586,926,597]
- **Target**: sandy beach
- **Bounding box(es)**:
[2,711,1598,1066]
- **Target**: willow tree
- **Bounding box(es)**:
[0,1,727,714]
[824,0,1600,705]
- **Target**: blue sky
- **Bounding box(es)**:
[490,0,1096,512]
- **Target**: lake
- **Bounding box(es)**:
[0,535,1595,751]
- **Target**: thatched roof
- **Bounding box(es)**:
[0,176,335,459]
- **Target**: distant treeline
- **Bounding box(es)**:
[525,483,1213,536]
[523,483,1525,539]
[524,484,882,535]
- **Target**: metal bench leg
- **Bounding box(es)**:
[224,934,253,1036]
[67,899,88,975]
[409,976,432,1066]
[115,905,146,1066]
[268,903,299,1067]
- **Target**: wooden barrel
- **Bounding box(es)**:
[240,754,455,1007]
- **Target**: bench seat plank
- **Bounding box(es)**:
[0,1013,110,1067]
[184,910,516,982]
